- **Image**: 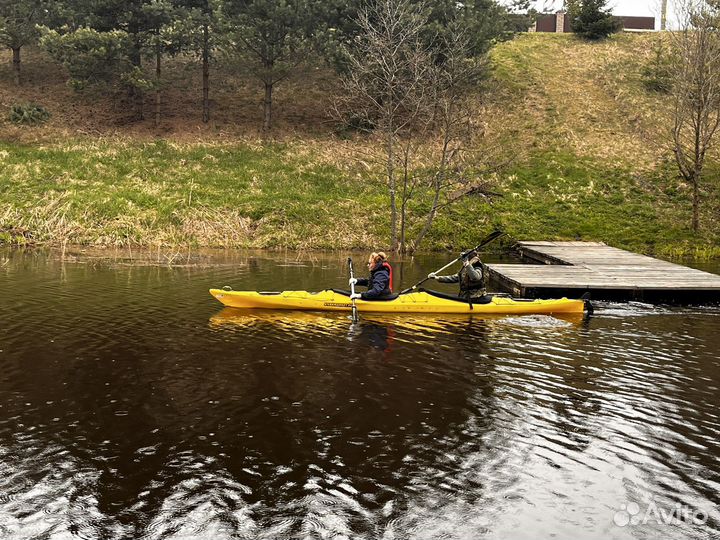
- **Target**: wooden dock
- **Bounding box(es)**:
[487,241,720,302]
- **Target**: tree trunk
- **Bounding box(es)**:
[137,87,144,121]
[202,23,210,123]
[399,142,412,253]
[692,172,700,232]
[12,47,21,86]
[263,81,273,130]
[129,36,142,68]
[154,48,161,128]
[661,0,668,31]
[129,31,144,120]
[400,184,407,254]
[132,53,144,121]
[692,102,702,231]
[387,128,398,252]
[414,177,441,251]
[415,108,453,250]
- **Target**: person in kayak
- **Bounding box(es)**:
[428,250,487,300]
[349,252,393,300]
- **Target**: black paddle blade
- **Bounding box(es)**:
[478,230,504,249]
[581,292,594,316]
[462,230,504,257]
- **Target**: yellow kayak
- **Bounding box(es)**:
[209,288,588,315]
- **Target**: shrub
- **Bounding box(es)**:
[641,40,674,93]
[567,0,622,41]
[39,27,132,91]
[9,103,51,125]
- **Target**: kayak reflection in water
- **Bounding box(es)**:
[349,252,395,300]
[428,249,489,301]
[347,320,395,356]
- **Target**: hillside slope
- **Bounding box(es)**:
[0,33,718,256]
[483,33,719,257]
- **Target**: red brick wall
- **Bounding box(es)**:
[536,14,557,33]
[534,13,656,33]
[619,16,656,30]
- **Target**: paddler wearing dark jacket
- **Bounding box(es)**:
[428,250,487,299]
[349,252,393,300]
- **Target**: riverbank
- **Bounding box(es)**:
[2,137,719,258]
[1,34,719,257]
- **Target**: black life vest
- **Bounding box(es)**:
[459,260,487,292]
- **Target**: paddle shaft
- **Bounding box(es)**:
[348,257,359,322]
[400,230,504,295]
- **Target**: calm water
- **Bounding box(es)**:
[0,249,719,540]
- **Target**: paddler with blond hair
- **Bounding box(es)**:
[349,252,394,300]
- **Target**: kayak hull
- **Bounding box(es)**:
[209,289,586,315]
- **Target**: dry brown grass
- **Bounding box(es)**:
[0,47,338,143]
[1,193,83,244]
[489,33,672,170]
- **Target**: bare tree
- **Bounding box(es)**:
[335,0,506,253]
[334,0,434,252]
[670,0,720,231]
[411,22,486,252]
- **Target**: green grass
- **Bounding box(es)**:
[0,140,386,249]
[482,151,719,256]
[1,138,718,255]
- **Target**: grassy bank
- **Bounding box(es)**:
[0,139,382,250]
[1,34,719,257]
[2,138,718,257]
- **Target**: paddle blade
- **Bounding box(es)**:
[477,230,504,249]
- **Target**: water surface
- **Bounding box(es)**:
[0,249,719,539]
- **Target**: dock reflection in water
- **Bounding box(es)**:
[0,249,719,540]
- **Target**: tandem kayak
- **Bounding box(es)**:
[209,288,589,315]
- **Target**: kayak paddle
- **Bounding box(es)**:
[400,230,505,295]
[348,257,359,323]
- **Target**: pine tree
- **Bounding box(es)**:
[219,0,324,130]
[0,0,47,85]
[39,27,132,90]
[174,0,221,123]
[566,0,621,40]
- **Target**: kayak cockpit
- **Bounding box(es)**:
[331,289,400,301]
